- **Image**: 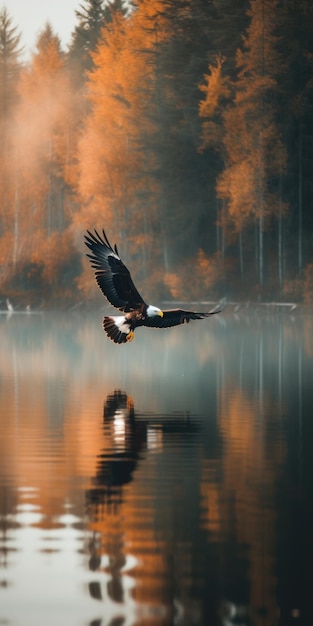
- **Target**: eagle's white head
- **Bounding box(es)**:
[146,305,163,318]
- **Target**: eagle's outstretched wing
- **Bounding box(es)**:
[144,307,221,328]
[84,229,146,312]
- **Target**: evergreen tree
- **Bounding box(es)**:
[0,8,22,282]
[138,0,221,264]
[68,0,127,79]
[211,0,249,72]
[278,0,313,281]
[0,7,22,129]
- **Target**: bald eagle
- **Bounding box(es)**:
[84,229,221,344]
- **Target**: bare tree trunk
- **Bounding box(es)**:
[278,208,283,291]
[13,172,19,268]
[220,201,225,260]
[239,229,244,280]
[216,200,220,253]
[298,127,303,277]
[259,211,264,288]
[162,227,169,271]
[278,173,284,292]
[255,222,258,280]
[278,323,283,410]
[47,137,53,238]
[258,330,264,408]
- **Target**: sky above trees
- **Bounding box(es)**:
[6,0,79,56]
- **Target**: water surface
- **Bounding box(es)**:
[0,308,312,625]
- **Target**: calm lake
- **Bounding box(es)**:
[0,308,312,626]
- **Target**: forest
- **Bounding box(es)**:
[1,0,313,307]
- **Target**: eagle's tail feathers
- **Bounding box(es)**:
[102,316,134,344]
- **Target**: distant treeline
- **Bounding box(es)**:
[1,0,313,305]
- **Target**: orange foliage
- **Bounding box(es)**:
[198,56,231,152]
[217,161,257,230]
[202,0,288,241]
[164,249,224,300]
[77,1,168,246]
[199,56,230,118]
[0,25,79,292]
[0,2,310,302]
[163,272,181,299]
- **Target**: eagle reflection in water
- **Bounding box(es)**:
[86,390,145,511]
[86,390,200,512]
[85,392,251,624]
[85,391,201,613]
[85,390,144,607]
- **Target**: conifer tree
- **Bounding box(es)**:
[68,0,127,79]
[278,0,313,280]
[149,0,219,262]
[0,8,22,286]
[0,8,22,132]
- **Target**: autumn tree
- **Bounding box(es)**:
[198,55,232,260]
[8,24,79,295]
[66,1,132,241]
[78,0,244,299]
[212,0,287,291]
[76,0,170,299]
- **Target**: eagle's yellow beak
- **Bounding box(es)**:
[158,310,164,317]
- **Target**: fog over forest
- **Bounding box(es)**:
[1,0,313,306]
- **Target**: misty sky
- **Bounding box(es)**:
[7,0,79,56]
